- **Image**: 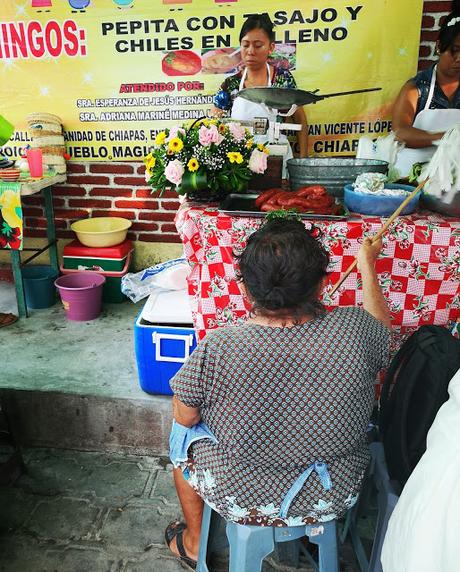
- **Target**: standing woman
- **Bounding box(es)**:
[392,1,460,178]
[213,14,309,159]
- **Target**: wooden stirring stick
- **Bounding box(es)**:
[329,177,429,298]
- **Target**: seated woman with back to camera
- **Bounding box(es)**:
[164,218,391,569]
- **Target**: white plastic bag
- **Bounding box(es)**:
[121,258,190,303]
[356,132,400,172]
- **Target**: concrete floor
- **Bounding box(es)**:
[0,281,368,571]
[1,282,145,400]
[0,448,367,572]
[0,281,173,456]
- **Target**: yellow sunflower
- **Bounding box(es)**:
[168,137,184,153]
[187,158,199,172]
[154,131,167,146]
[257,143,269,154]
[246,138,254,149]
[144,153,156,175]
[227,152,243,164]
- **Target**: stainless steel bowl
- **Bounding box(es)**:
[287,158,389,197]
[421,191,460,217]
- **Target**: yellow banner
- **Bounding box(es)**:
[1,0,423,160]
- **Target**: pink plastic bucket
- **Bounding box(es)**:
[55,273,105,321]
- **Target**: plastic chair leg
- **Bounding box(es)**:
[196,503,212,572]
[308,521,339,572]
[226,522,275,572]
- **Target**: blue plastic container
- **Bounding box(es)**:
[22,265,58,309]
[344,184,420,216]
[134,311,197,395]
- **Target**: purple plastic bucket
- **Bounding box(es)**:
[55,273,105,321]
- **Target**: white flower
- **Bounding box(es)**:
[344,493,358,508]
[187,471,199,488]
[312,499,333,512]
[258,503,280,517]
[227,501,250,520]
[202,469,217,490]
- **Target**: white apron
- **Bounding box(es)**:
[394,65,460,177]
[231,64,293,176]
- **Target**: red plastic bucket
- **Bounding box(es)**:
[55,273,105,321]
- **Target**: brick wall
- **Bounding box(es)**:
[23,162,182,244]
[419,0,453,68]
[21,0,452,244]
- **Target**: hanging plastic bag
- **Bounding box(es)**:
[356,132,400,180]
[121,257,190,303]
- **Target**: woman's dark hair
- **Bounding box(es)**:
[438,0,460,52]
[239,13,276,43]
[236,219,330,318]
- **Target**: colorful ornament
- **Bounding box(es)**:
[113,0,135,7]
[213,90,231,111]
[32,0,52,7]
[68,0,90,9]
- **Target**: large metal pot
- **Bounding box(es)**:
[421,191,460,217]
[287,158,389,197]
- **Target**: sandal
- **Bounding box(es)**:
[0,313,17,328]
[165,521,197,570]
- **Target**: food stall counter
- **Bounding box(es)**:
[175,202,460,353]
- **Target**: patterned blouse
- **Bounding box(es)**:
[213,67,297,112]
[170,307,390,526]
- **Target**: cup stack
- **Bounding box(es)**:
[26,113,67,175]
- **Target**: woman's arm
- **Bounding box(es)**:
[173,395,201,428]
[293,106,308,157]
[392,81,444,148]
[357,238,391,330]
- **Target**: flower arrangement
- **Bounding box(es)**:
[144,118,269,199]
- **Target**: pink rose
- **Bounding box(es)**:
[248,149,268,174]
[164,159,184,185]
[166,126,185,142]
[198,124,223,146]
[228,122,246,142]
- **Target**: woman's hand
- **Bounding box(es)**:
[357,237,382,271]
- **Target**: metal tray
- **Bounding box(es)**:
[218,194,350,220]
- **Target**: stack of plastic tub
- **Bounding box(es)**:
[61,239,133,303]
[134,289,197,395]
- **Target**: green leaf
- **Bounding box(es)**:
[265,209,302,222]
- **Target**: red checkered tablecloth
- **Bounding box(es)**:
[175,204,460,350]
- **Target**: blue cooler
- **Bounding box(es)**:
[134,289,197,395]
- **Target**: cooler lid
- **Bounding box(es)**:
[63,239,133,259]
[142,289,193,324]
